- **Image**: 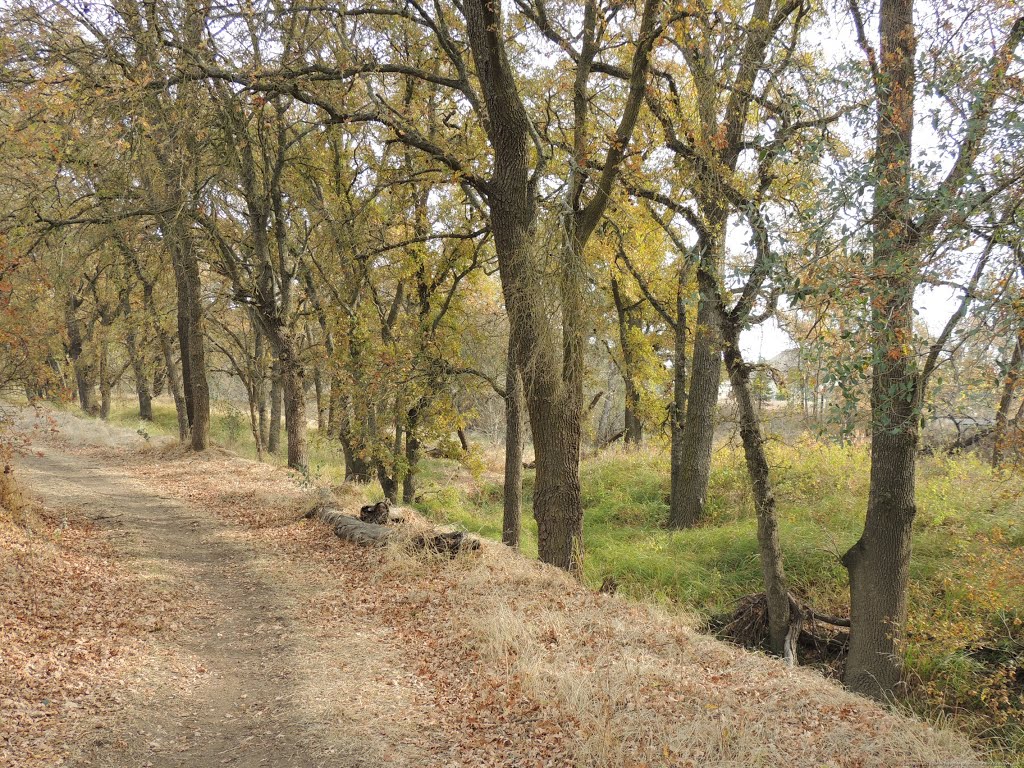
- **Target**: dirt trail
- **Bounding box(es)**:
[16,445,410,767]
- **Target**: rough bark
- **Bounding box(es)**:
[98,340,112,420]
[65,292,99,416]
[503,343,524,549]
[460,0,661,572]
[402,408,422,504]
[842,0,918,699]
[280,350,309,472]
[669,229,724,529]
[268,364,283,455]
[669,289,688,523]
[171,226,211,451]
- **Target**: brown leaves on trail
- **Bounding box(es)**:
[0,504,179,767]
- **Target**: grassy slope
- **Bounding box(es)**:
[105,398,1024,761]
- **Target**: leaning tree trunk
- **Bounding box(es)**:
[158,329,189,441]
[503,343,524,549]
[723,333,791,656]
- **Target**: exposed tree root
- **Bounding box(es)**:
[711,593,850,674]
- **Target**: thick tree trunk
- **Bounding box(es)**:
[843,428,917,697]
[281,352,308,472]
[669,243,723,529]
[503,344,524,549]
[843,0,917,700]
[65,295,99,416]
[377,463,399,504]
[723,336,790,655]
[74,363,99,416]
[529,391,584,572]
[461,0,658,573]
[403,430,421,504]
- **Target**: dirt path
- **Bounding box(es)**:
[16,446,402,767]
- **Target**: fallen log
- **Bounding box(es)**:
[304,503,479,557]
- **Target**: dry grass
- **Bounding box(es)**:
[10,404,990,767]
[415,544,981,768]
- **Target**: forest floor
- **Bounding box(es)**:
[1,406,992,767]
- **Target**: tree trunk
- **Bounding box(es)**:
[268,362,283,455]
[503,343,524,549]
[255,330,270,449]
[612,276,644,445]
[76,368,99,415]
[152,363,165,398]
[528,389,584,571]
[992,332,1023,467]
[160,331,189,441]
[170,226,210,451]
[65,294,99,416]
[403,430,421,504]
[314,365,328,433]
[669,290,688,526]
[842,0,917,700]
[669,232,723,529]
[402,402,425,504]
[99,340,112,420]
[281,351,308,472]
[125,327,153,421]
[723,335,790,655]
[327,373,343,439]
[377,463,399,504]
